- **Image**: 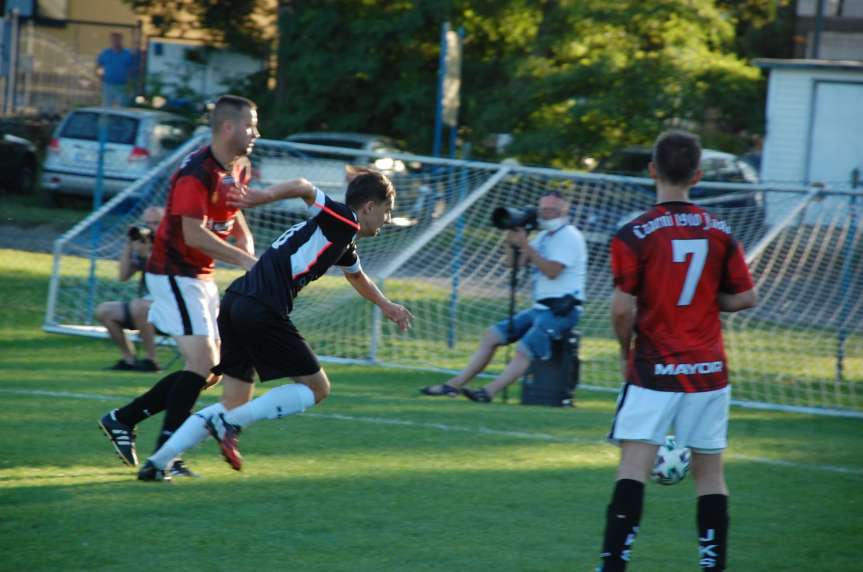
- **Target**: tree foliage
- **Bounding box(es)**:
[459,0,766,164]
[132,0,778,166]
[268,0,770,165]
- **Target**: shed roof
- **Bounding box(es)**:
[754,58,863,72]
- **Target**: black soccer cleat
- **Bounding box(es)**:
[169,459,200,478]
[98,410,139,466]
[137,460,171,482]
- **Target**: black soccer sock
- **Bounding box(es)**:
[598,479,645,572]
[154,370,207,452]
[697,494,729,570]
[114,370,183,427]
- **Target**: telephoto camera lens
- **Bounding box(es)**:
[491,206,538,231]
[128,226,153,242]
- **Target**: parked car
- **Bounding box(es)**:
[593,147,766,245]
[0,129,38,194]
[254,132,419,216]
[595,147,760,201]
[41,107,195,200]
[285,132,415,173]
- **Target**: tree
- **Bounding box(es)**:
[269,1,767,166]
[269,0,448,147]
[716,0,796,60]
[461,0,765,164]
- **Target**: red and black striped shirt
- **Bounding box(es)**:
[611,202,754,392]
[147,146,240,278]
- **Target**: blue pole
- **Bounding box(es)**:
[86,113,108,322]
[448,143,470,348]
[432,22,449,158]
[836,171,860,384]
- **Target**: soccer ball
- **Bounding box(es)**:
[651,435,691,486]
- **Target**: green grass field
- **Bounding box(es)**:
[2,248,863,571]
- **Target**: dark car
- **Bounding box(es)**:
[0,129,39,194]
[595,147,760,202]
[594,147,766,245]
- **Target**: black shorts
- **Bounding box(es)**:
[213,291,320,383]
[120,302,135,331]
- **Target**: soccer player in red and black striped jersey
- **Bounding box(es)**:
[99,95,259,477]
[139,168,413,478]
[596,131,757,572]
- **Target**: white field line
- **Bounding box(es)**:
[303,412,603,445]
[2,387,861,477]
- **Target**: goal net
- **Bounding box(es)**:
[44,135,863,416]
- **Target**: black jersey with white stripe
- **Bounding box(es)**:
[228,189,361,316]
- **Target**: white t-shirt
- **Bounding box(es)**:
[529,223,588,305]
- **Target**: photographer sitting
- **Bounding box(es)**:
[95,206,165,371]
[420,191,587,402]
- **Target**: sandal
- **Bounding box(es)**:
[420,383,460,397]
[462,387,492,403]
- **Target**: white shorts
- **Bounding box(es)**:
[608,384,731,453]
[144,273,219,338]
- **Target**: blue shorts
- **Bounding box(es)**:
[492,306,581,360]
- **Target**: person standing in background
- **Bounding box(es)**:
[97,33,136,107]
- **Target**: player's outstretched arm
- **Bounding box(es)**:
[719,288,758,312]
[226,178,317,209]
[343,270,414,332]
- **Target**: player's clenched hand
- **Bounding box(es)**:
[383,302,414,332]
[226,185,270,208]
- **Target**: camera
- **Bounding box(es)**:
[491,206,538,231]
[128,225,154,242]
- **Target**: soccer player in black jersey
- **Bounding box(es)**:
[139,168,413,479]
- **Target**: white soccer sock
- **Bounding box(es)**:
[223,384,315,429]
[148,402,225,468]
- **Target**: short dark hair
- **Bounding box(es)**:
[210,95,255,131]
[345,169,396,209]
[652,130,702,185]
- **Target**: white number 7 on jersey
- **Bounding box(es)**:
[672,239,708,306]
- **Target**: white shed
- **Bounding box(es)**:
[756,58,863,187]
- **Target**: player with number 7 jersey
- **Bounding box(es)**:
[610,202,754,392]
[597,131,757,572]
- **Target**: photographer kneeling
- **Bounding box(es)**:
[420,191,588,402]
[95,206,164,371]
